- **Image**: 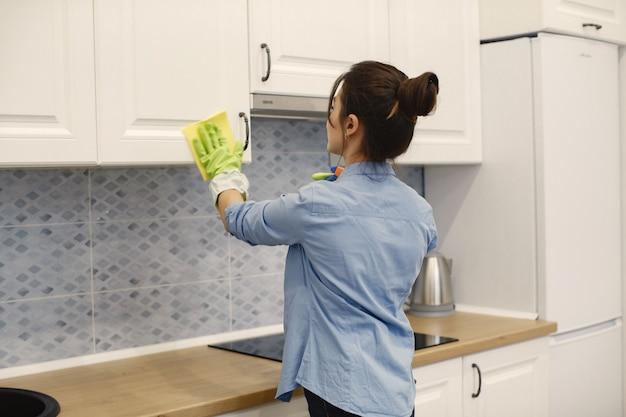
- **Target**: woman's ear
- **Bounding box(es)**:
[345,114,360,137]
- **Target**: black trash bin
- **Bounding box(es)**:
[0,387,60,417]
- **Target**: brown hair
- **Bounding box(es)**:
[327,61,439,161]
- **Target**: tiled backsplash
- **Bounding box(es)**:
[0,118,424,368]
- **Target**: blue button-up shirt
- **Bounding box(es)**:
[225,161,438,417]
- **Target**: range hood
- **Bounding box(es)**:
[250,93,328,121]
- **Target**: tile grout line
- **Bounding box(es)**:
[91,276,232,295]
[0,220,90,230]
[88,169,97,354]
[230,271,281,280]
[0,215,221,230]
[0,274,243,306]
[0,291,91,305]
[90,214,219,225]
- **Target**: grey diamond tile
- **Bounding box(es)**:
[93,217,228,291]
[252,118,327,153]
[94,281,229,351]
[230,240,287,277]
[242,152,328,201]
[0,295,93,368]
[395,165,424,196]
[0,224,91,301]
[231,274,284,331]
[0,169,88,226]
[90,167,213,221]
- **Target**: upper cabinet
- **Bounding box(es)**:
[94,0,251,165]
[0,0,97,166]
[479,0,626,45]
[248,0,390,97]
[392,0,482,164]
[248,0,482,164]
[1,0,482,167]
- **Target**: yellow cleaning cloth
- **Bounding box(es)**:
[182,111,237,181]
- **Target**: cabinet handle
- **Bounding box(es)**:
[238,112,250,151]
[261,43,272,82]
[471,363,482,398]
[582,23,602,30]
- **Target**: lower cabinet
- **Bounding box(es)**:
[218,394,309,417]
[218,338,548,417]
[462,338,549,417]
[413,358,463,417]
[413,337,549,417]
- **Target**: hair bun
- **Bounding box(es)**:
[428,73,439,89]
[397,71,439,120]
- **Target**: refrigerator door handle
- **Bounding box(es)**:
[549,318,622,347]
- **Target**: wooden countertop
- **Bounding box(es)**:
[0,312,556,417]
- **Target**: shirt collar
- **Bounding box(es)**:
[338,161,396,179]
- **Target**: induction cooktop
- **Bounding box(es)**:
[207,332,458,362]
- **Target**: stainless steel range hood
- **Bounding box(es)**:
[250,93,328,121]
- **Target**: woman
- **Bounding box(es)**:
[194,60,439,417]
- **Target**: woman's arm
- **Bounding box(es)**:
[217,189,245,230]
[221,186,314,247]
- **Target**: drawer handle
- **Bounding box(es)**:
[238,112,250,151]
[582,23,602,30]
[471,363,482,398]
[261,43,272,82]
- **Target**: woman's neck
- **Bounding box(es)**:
[343,154,368,166]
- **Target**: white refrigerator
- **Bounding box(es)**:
[425,33,623,417]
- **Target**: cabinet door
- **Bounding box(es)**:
[0,0,97,166]
[413,358,463,417]
[217,394,309,417]
[95,0,251,165]
[463,338,549,417]
[249,0,390,97]
[392,0,482,164]
[543,0,626,45]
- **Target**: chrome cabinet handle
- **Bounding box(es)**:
[582,23,603,30]
[261,43,271,82]
[238,112,249,151]
[471,363,482,398]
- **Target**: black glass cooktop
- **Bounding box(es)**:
[207,332,458,362]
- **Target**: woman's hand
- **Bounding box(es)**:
[192,123,249,230]
[193,123,244,180]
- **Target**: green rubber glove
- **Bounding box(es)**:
[193,123,244,180]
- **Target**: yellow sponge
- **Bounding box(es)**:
[182,111,237,181]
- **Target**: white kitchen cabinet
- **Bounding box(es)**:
[94,0,251,165]
[217,394,309,417]
[248,0,390,98]
[0,0,97,166]
[462,338,549,417]
[479,0,626,45]
[413,358,463,417]
[216,339,548,417]
[549,320,622,417]
[392,0,482,164]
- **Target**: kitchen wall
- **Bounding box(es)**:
[0,118,424,369]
